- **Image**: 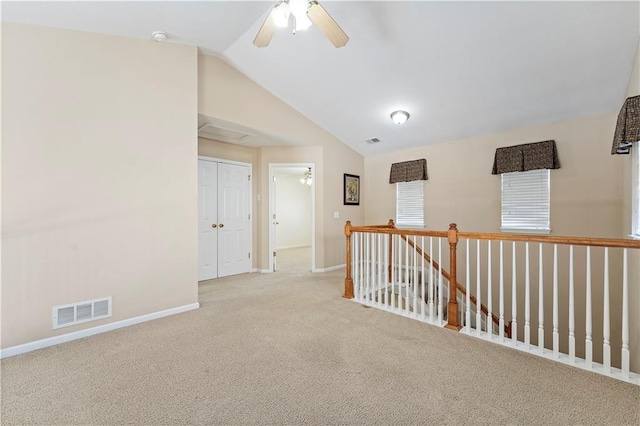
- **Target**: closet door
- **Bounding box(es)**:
[198,160,218,281]
[217,163,250,277]
[198,159,251,281]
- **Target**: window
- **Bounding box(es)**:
[632,147,640,238]
[501,169,550,233]
[396,181,424,227]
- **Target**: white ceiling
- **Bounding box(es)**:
[3,1,639,157]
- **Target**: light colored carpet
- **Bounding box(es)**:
[2,261,639,425]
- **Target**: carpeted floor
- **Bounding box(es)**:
[1,249,639,425]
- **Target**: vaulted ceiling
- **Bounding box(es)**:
[3,1,639,156]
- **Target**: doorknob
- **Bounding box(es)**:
[211,223,217,228]
[219,223,224,228]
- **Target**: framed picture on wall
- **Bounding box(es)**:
[344,174,360,205]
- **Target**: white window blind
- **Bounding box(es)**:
[396,181,424,227]
[632,147,640,237]
[501,169,550,233]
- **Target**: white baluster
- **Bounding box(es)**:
[361,232,365,302]
[429,237,434,322]
[366,232,371,304]
[585,246,592,368]
[391,235,402,309]
[466,239,471,333]
[421,236,426,319]
[525,242,531,349]
[377,234,383,307]
[438,238,443,324]
[390,235,396,309]
[355,232,361,301]
[413,235,418,317]
[405,234,410,314]
[538,243,544,353]
[405,235,410,314]
[603,247,611,373]
[568,245,575,362]
[622,248,630,377]
[552,244,559,358]
[499,241,504,342]
[384,234,389,307]
[512,241,518,345]
[369,233,375,304]
[487,240,493,338]
[476,240,481,336]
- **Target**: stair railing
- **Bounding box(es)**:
[344,221,640,385]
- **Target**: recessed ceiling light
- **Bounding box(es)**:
[390,110,410,125]
[152,31,167,42]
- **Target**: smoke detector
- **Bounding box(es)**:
[152,31,167,42]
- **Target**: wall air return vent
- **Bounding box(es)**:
[365,138,381,144]
[53,297,112,329]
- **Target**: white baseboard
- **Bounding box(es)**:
[259,268,272,273]
[0,302,200,359]
[313,264,345,273]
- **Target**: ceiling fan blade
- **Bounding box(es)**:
[307,1,349,48]
[253,6,278,48]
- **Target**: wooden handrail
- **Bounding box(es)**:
[347,225,640,249]
[457,232,640,249]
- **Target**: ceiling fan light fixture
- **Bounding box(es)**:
[390,110,410,125]
[293,13,313,31]
[289,0,312,32]
[273,2,291,28]
[253,0,349,48]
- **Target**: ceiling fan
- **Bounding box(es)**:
[253,0,349,48]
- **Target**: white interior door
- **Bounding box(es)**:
[198,160,218,281]
[218,163,250,277]
[198,159,251,280]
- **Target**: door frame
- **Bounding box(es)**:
[268,163,316,273]
[198,155,253,274]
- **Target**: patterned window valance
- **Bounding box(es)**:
[389,159,428,183]
[611,95,640,155]
[491,140,560,175]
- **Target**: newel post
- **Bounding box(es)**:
[445,223,462,331]
[343,221,354,299]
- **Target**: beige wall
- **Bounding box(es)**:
[198,55,364,270]
[365,113,622,237]
[1,24,199,348]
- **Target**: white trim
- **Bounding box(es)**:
[0,303,200,359]
[259,268,272,273]
[269,163,316,273]
[313,264,345,273]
